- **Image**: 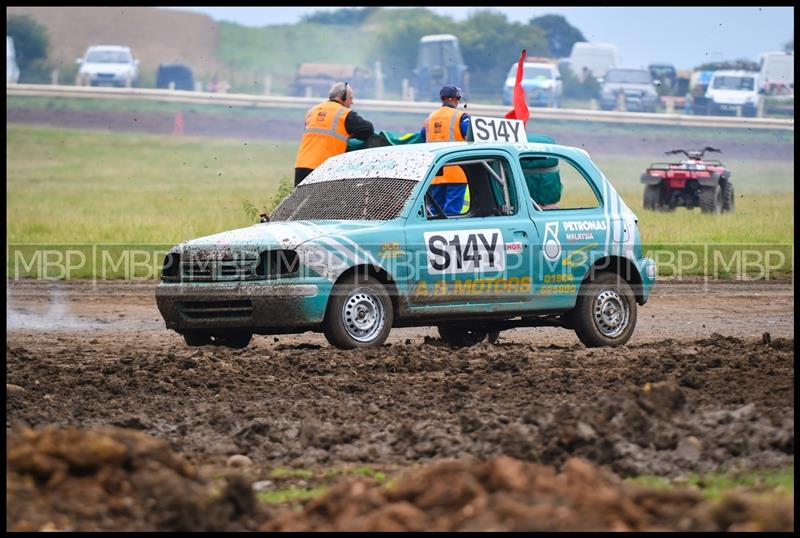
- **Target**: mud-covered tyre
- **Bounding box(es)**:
[699,184,723,214]
[571,272,637,348]
[722,182,735,213]
[183,331,212,346]
[437,325,488,347]
[323,275,393,349]
[643,185,661,210]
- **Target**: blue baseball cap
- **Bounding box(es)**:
[440,85,463,100]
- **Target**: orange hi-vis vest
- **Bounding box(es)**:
[425,106,468,184]
[295,100,351,169]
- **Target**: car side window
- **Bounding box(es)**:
[425,156,517,219]
[520,155,600,211]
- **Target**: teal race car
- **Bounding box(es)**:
[156,135,656,349]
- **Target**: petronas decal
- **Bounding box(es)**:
[543,222,561,262]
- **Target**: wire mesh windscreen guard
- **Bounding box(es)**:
[270,178,418,221]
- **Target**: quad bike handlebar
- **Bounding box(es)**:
[665,146,722,160]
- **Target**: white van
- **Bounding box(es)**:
[704,70,761,117]
[568,42,619,80]
[7,36,20,83]
[758,51,794,95]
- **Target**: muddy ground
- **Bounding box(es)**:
[5,278,795,530]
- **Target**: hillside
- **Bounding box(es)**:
[7,6,226,78]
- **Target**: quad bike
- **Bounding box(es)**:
[640,147,734,213]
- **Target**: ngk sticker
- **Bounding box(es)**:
[424,229,504,274]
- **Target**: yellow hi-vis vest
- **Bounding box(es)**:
[295,100,351,170]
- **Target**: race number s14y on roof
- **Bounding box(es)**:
[470,116,527,143]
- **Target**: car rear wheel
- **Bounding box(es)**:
[700,184,723,214]
[324,275,393,349]
[571,272,637,347]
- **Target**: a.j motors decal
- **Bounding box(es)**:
[543,222,561,262]
[424,229,505,274]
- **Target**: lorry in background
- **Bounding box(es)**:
[412,34,468,102]
[567,42,619,80]
[758,51,794,96]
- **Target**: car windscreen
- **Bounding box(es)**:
[604,69,651,84]
[86,50,131,63]
[270,178,418,221]
[712,76,755,90]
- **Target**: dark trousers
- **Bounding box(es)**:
[295,168,313,186]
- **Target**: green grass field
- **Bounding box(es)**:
[6,124,793,279]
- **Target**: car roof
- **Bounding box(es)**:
[349,140,585,160]
[712,70,758,77]
[87,45,131,51]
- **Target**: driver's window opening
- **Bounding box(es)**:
[425,157,517,219]
[520,156,600,211]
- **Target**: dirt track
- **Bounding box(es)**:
[6,278,795,530]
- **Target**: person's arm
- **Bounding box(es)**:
[344,110,374,141]
[459,114,471,139]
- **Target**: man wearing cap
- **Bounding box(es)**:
[294,82,375,186]
[421,85,472,216]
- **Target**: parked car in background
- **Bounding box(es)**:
[76,45,139,87]
[598,67,658,112]
[412,34,469,101]
[156,63,194,91]
[567,42,619,80]
[648,63,676,90]
[7,36,20,83]
[502,59,562,108]
[758,51,794,95]
[704,70,761,117]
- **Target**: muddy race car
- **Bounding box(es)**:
[640,147,734,213]
[157,123,656,350]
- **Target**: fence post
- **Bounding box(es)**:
[50,69,59,85]
[374,61,383,100]
[264,74,272,95]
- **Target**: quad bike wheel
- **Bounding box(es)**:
[699,184,723,214]
[643,185,661,210]
[722,182,735,213]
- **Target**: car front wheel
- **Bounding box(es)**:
[571,272,637,347]
[323,275,393,349]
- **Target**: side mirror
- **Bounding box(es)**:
[597,78,604,85]
[76,58,83,65]
[653,80,661,87]
[556,76,562,81]
[134,59,140,66]
[758,88,765,95]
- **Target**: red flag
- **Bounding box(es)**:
[505,49,530,126]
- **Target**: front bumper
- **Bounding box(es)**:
[156,279,330,333]
[636,256,657,305]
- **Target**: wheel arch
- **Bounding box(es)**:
[581,255,646,305]
[328,264,400,318]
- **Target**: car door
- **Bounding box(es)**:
[518,151,608,310]
[404,150,538,311]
